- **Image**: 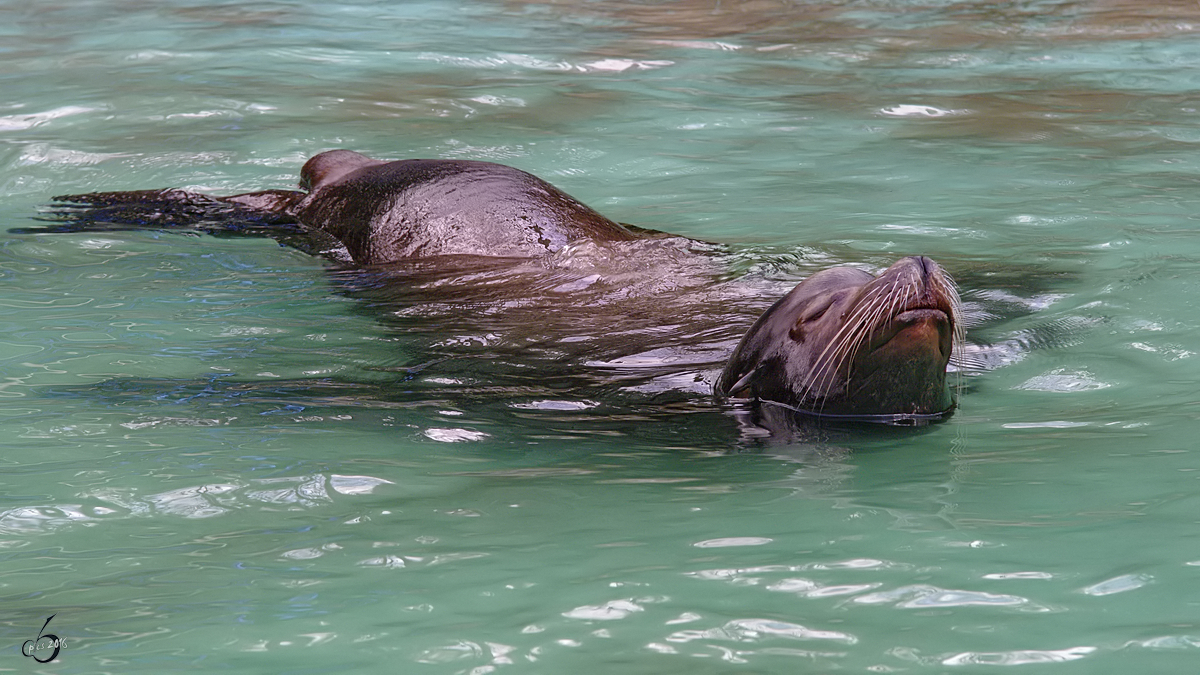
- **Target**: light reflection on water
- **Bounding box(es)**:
[2,0,1200,672]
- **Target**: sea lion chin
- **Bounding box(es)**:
[715,255,962,424]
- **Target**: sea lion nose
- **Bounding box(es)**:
[912,255,937,278]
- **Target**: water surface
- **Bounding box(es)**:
[3,1,1200,672]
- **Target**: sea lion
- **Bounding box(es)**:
[33,151,961,425]
[45,150,641,265]
[715,256,962,424]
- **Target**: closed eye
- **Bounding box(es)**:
[789,296,837,341]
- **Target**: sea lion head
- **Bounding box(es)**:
[299,150,387,192]
[716,256,962,423]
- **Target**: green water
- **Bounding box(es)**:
[3,0,1200,672]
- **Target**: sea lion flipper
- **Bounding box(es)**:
[23,188,225,233]
[22,188,304,233]
[21,186,355,259]
[50,188,213,212]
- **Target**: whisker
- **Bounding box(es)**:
[804,261,958,414]
[803,284,886,406]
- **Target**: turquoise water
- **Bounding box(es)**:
[4,0,1200,672]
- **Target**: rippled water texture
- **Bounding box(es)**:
[3,1,1200,672]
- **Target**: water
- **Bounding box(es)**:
[3,0,1200,672]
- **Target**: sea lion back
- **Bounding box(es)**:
[294,153,639,264]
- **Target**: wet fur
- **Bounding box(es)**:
[30,151,962,422]
[716,256,963,418]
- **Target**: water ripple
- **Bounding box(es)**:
[854,584,1039,610]
[1081,573,1152,596]
[890,645,1098,666]
[665,618,857,644]
[0,105,103,131]
[940,646,1097,666]
[0,473,393,534]
[562,598,646,621]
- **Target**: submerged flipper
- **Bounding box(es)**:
[23,188,303,232]
[15,188,344,259]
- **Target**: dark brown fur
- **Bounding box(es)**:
[227,149,639,264]
[716,256,962,419]
[41,153,961,422]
